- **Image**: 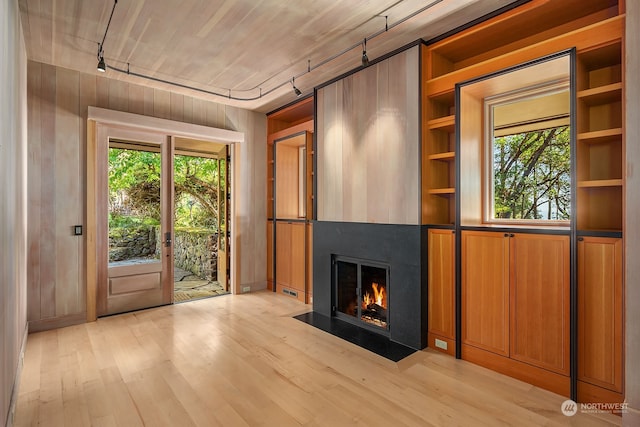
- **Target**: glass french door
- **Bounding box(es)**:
[98,126,174,316]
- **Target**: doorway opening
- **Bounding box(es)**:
[172,139,230,303]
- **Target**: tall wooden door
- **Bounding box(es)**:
[97,124,174,316]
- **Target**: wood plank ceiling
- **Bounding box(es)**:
[18,0,518,112]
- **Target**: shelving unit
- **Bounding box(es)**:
[576,41,624,232]
[266,97,314,303]
[575,39,625,405]
[422,58,456,225]
[420,0,626,404]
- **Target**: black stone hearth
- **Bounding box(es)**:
[313,221,427,350]
[294,312,416,362]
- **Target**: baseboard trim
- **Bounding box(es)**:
[5,324,28,427]
[28,313,86,333]
[237,281,267,294]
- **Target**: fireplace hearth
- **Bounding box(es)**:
[334,256,389,333]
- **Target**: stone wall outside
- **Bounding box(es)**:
[172,230,218,280]
[108,226,157,261]
[110,227,217,280]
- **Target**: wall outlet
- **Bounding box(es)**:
[435,338,448,350]
[242,286,251,293]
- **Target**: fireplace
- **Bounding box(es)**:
[334,256,389,333]
[313,221,427,350]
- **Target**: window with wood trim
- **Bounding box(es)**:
[485,82,571,224]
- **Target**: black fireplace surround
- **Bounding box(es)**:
[313,221,427,350]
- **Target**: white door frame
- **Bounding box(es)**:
[86,107,244,321]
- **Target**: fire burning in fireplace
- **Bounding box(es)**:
[361,282,387,328]
[362,282,387,310]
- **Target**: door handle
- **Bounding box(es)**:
[164,232,172,247]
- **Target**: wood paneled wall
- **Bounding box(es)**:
[26,61,267,331]
[1,0,28,425]
[316,46,420,225]
[626,1,640,419]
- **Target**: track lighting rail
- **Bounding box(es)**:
[96,0,443,101]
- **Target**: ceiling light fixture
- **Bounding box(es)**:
[97,46,106,72]
[361,38,369,67]
[96,0,118,73]
[97,0,443,101]
[292,77,302,97]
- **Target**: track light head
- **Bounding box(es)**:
[362,51,369,67]
[97,56,106,72]
[361,39,369,67]
[291,77,302,97]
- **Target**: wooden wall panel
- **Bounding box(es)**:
[458,89,483,226]
[26,60,267,329]
[26,61,42,322]
[1,1,28,423]
[38,63,57,320]
[275,143,301,219]
[626,1,640,416]
[316,47,420,225]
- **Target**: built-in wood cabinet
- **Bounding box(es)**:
[577,236,624,403]
[427,229,455,355]
[420,0,625,402]
[275,221,306,296]
[266,98,314,303]
[510,233,570,376]
[576,42,624,232]
[461,230,570,396]
[461,231,510,357]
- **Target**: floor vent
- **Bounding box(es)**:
[283,288,298,298]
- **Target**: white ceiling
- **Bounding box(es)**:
[18,0,518,113]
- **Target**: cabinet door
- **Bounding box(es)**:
[275,222,292,287]
[578,237,623,392]
[428,229,455,340]
[290,222,306,291]
[267,221,274,286]
[462,231,510,356]
[510,234,570,375]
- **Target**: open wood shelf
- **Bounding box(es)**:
[577,82,622,105]
[577,128,622,143]
[428,151,455,161]
[428,115,455,132]
[428,188,455,195]
[577,179,623,188]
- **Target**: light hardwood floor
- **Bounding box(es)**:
[14,291,621,426]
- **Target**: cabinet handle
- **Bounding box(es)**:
[578,237,584,241]
[504,233,509,237]
[509,233,515,237]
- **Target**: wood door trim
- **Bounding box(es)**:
[88,106,244,144]
[87,109,242,320]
